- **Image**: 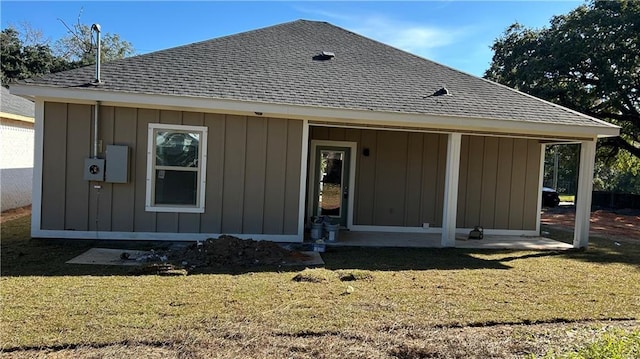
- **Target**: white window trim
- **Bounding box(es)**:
[146,123,208,213]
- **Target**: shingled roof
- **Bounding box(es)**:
[1,86,34,119]
[15,20,617,133]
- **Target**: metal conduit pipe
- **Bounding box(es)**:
[93,101,100,158]
[91,24,101,158]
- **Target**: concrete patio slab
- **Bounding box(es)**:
[66,248,151,266]
[321,231,573,250]
[67,248,325,266]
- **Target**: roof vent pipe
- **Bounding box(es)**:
[91,23,101,83]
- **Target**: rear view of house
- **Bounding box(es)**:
[10,20,618,248]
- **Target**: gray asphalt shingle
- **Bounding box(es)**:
[1,86,34,118]
[18,20,609,128]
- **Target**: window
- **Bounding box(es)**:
[146,123,207,213]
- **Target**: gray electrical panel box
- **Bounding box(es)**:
[84,158,105,181]
[105,145,129,183]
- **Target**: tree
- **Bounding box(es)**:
[54,17,134,65]
[1,13,134,85]
[1,28,70,85]
[594,147,640,194]
[485,0,640,160]
[543,144,580,194]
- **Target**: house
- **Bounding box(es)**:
[10,20,619,248]
[1,86,35,212]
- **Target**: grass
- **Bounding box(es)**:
[537,329,640,359]
[1,214,639,358]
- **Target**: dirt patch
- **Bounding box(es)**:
[0,205,31,224]
[139,235,313,273]
[541,207,640,242]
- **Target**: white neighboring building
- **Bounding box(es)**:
[1,86,35,212]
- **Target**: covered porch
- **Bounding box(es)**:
[306,124,598,249]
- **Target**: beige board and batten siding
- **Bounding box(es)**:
[40,102,302,235]
[310,127,540,230]
[457,136,540,230]
[311,127,447,227]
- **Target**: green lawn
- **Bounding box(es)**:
[1,215,639,358]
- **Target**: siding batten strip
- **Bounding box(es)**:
[282,121,289,232]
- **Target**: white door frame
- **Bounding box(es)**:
[307,140,357,229]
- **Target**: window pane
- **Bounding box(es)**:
[156,131,200,167]
[318,150,344,216]
[155,170,197,205]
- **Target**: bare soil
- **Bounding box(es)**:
[164,235,311,269]
[0,205,31,224]
[541,206,640,242]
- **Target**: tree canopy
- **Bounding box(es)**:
[1,19,134,86]
[54,19,134,65]
[1,27,71,85]
[485,0,640,160]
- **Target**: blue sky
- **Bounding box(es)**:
[1,1,584,76]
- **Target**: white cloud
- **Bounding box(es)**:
[354,16,457,54]
[294,7,467,58]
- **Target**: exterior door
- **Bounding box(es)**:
[313,146,350,226]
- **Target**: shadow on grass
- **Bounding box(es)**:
[541,225,640,269]
[1,234,570,276]
[321,246,568,272]
[2,216,639,277]
[0,339,171,354]
[1,239,516,276]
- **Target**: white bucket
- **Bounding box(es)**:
[324,223,340,242]
[310,222,323,240]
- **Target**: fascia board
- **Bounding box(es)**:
[0,112,35,123]
[10,84,620,139]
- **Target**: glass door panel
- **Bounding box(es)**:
[318,150,344,217]
[314,146,350,227]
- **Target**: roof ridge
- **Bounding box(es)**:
[66,19,324,68]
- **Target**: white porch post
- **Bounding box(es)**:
[441,133,462,247]
[31,99,45,237]
[574,140,597,248]
[297,120,310,241]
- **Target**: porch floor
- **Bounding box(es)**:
[315,231,573,250]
